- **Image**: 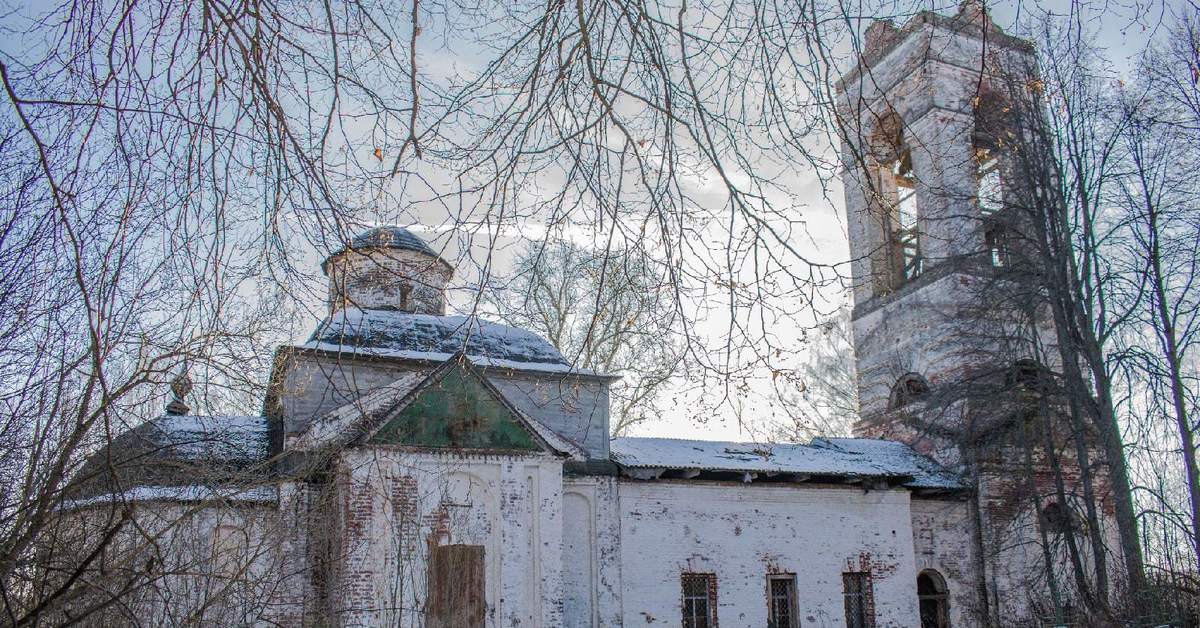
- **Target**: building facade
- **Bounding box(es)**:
[63,3,1123,626]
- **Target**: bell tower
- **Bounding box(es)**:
[837,4,1126,624]
[836,1,1040,456]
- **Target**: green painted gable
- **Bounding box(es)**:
[368,364,541,451]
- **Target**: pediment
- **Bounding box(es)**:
[294,354,582,458]
[366,360,541,451]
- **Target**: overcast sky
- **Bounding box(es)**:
[245,0,1187,443]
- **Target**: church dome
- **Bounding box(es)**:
[320,226,445,273]
[323,225,454,316]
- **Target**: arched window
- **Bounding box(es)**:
[1006,359,1049,392]
[889,373,930,409]
[1040,502,1077,535]
[974,94,1012,267]
[917,570,950,628]
[871,112,923,292]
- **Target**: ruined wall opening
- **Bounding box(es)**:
[917,569,950,628]
[889,372,931,410]
[869,111,923,293]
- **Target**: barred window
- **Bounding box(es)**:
[681,573,717,628]
[843,572,874,628]
[768,574,799,628]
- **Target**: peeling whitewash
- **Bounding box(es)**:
[329,448,565,627]
[617,481,921,627]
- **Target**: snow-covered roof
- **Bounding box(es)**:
[810,437,965,490]
[138,414,271,463]
[609,436,963,490]
[298,308,606,376]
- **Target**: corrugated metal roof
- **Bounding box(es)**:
[810,437,965,489]
[61,485,277,510]
[609,436,963,490]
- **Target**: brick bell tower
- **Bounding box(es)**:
[836,1,1123,624]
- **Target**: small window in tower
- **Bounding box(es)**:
[767,574,799,628]
[681,573,717,628]
[1040,502,1078,535]
[976,146,1003,216]
[843,571,875,628]
[983,222,1009,267]
[889,373,930,410]
[1006,359,1049,392]
[399,282,413,311]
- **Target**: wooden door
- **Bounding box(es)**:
[427,544,485,628]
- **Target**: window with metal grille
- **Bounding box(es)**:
[768,574,799,628]
[843,572,874,628]
[681,573,717,628]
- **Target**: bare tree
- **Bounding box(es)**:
[485,238,684,435]
[1110,12,1200,599]
[770,303,857,441]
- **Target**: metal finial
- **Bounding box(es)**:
[165,366,192,416]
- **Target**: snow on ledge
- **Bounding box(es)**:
[60,485,278,510]
[610,436,963,489]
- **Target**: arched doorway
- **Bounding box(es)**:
[918,570,950,628]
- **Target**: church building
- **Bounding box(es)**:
[63,3,1123,626]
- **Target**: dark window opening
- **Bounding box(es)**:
[768,574,799,628]
[399,282,413,311]
[682,573,718,628]
[1006,359,1049,392]
[1041,502,1077,535]
[890,373,930,409]
[918,570,950,628]
[427,544,485,628]
[983,222,1009,267]
[843,572,874,628]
